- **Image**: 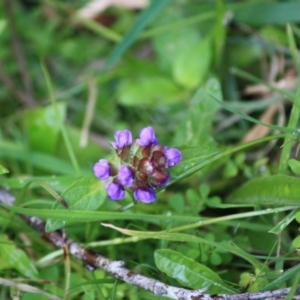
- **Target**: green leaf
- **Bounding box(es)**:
[154,249,234,294]
[278,34,300,173]
[118,76,183,106]
[260,263,300,292]
[152,5,201,74]
[173,37,212,89]
[239,272,269,292]
[289,158,300,175]
[0,19,6,35]
[212,0,227,67]
[103,223,264,270]
[269,208,300,234]
[226,175,300,206]
[45,176,106,232]
[234,2,300,26]
[0,176,79,193]
[0,204,202,224]
[173,77,222,147]
[0,139,80,175]
[292,236,300,248]
[168,145,219,185]
[0,164,8,175]
[22,103,66,153]
[0,234,38,279]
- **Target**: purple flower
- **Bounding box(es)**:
[136,126,158,147]
[112,130,132,150]
[94,159,110,180]
[106,182,125,200]
[134,188,156,203]
[118,166,134,187]
[165,148,182,167]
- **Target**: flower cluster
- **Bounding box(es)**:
[93,126,182,203]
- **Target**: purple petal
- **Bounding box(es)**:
[112,130,132,149]
[106,182,125,200]
[133,188,156,203]
[118,166,134,187]
[136,126,158,147]
[93,159,110,180]
[165,148,182,167]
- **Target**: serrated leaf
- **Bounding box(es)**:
[154,249,233,294]
[226,175,300,206]
[0,234,38,279]
[45,177,106,232]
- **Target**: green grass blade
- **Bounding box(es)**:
[102,223,264,270]
[261,263,300,292]
[75,17,121,42]
[208,92,291,134]
[278,26,300,174]
[231,68,295,101]
[41,61,81,176]
[101,0,171,73]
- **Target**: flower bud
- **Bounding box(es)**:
[118,166,134,187]
[136,126,158,147]
[106,182,125,200]
[134,187,156,203]
[165,148,182,167]
[112,130,132,149]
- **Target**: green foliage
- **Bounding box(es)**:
[1,0,300,298]
[0,234,38,279]
[227,175,300,206]
[154,249,234,294]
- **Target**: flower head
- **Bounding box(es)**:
[136,126,158,147]
[118,166,134,187]
[106,182,125,200]
[134,187,156,203]
[94,159,110,180]
[165,148,182,167]
[112,130,132,149]
[94,126,182,204]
